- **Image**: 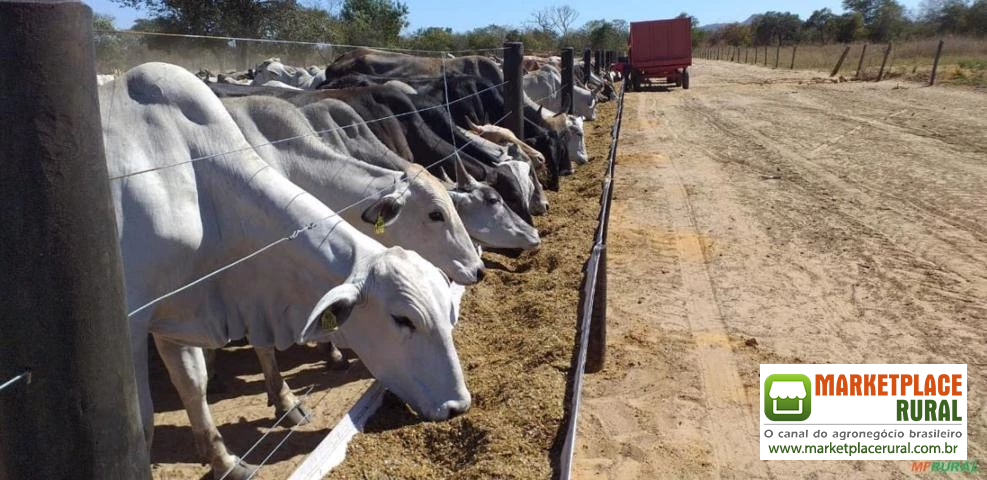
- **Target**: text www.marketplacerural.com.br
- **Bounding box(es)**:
[767,442,959,457]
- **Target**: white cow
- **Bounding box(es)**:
[458,127,549,216]
[301,97,542,250]
[101,63,469,479]
[251,58,325,89]
[220,95,486,284]
[523,64,600,121]
[527,100,589,166]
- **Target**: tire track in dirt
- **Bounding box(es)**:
[683,93,987,289]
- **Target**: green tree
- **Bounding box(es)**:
[836,12,866,42]
[752,12,802,45]
[970,0,987,36]
[406,26,457,52]
[803,8,840,43]
[676,12,707,47]
[114,0,297,37]
[867,0,908,41]
[340,0,409,46]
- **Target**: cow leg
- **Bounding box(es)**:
[132,327,154,448]
[253,346,311,426]
[319,342,348,370]
[203,348,228,394]
[153,335,257,480]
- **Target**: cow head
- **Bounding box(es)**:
[563,115,588,165]
[360,165,485,285]
[446,158,540,250]
[301,247,470,421]
[496,158,548,216]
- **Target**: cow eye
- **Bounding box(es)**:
[485,196,499,205]
[428,211,445,222]
[392,315,416,332]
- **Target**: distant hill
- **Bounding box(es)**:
[699,14,759,32]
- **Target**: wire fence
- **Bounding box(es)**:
[700,37,987,86]
[0,370,31,393]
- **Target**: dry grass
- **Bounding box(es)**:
[722,36,987,86]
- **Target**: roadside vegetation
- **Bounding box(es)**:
[699,1,987,86]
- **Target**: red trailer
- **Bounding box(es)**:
[622,18,693,91]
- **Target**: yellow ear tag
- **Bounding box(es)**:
[374,214,386,235]
[320,310,338,331]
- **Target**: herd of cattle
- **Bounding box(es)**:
[96,47,616,478]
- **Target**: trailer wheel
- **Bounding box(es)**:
[682,68,690,90]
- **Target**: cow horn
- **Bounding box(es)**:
[438,168,454,185]
[454,156,475,191]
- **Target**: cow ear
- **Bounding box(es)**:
[361,191,405,227]
[300,284,360,343]
[537,105,543,116]
[507,143,520,158]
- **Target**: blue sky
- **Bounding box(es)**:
[84,0,924,33]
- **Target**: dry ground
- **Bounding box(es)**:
[149,102,619,479]
[574,60,987,479]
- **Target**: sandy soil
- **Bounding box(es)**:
[148,102,619,479]
[573,60,987,479]
[150,342,374,479]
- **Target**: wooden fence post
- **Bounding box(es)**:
[855,43,869,79]
[593,50,601,75]
[790,45,797,69]
[754,45,759,64]
[775,41,781,68]
[583,48,592,84]
[831,45,851,76]
[562,47,574,114]
[764,46,769,66]
[929,39,945,86]
[503,42,524,138]
[0,1,151,478]
[877,42,893,81]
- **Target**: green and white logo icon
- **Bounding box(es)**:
[764,374,812,421]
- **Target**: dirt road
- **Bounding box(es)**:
[575,60,987,479]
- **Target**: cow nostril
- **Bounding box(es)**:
[475,268,486,282]
[446,401,470,419]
